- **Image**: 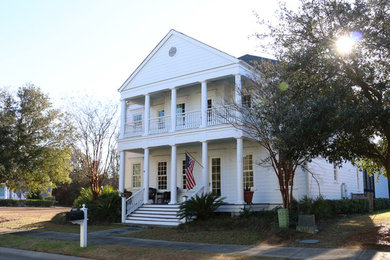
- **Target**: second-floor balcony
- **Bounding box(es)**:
[124,106,234,138]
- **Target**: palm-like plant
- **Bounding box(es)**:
[178,192,226,221]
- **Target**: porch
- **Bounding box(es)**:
[119,139,251,224]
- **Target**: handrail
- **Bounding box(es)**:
[149,115,171,134]
[185,185,205,202]
[126,187,144,217]
[176,110,201,130]
[124,121,144,137]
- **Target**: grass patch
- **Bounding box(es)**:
[126,213,278,245]
[0,207,121,233]
[125,210,390,250]
[0,234,278,260]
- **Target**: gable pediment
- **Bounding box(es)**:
[120,30,238,92]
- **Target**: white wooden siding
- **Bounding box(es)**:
[127,35,235,89]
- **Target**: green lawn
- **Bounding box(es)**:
[0,234,279,260]
[124,210,390,250]
[0,207,120,233]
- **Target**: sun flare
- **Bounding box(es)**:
[336,35,355,55]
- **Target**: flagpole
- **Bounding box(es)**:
[185,151,204,168]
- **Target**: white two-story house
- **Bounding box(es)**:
[117,29,366,226]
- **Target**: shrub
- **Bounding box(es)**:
[44,196,56,201]
[178,192,226,221]
[292,197,370,221]
[374,198,390,210]
[0,199,54,207]
[51,212,67,224]
[72,185,121,223]
[27,190,43,200]
[311,196,333,220]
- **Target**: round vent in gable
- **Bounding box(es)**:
[169,47,177,57]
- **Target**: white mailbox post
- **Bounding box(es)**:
[70,204,88,247]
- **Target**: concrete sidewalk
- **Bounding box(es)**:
[11,228,390,260]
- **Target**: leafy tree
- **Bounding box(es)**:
[0,84,74,192]
[52,148,90,206]
[256,0,390,195]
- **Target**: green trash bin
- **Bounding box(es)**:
[277,208,289,228]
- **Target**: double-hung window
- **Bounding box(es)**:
[182,160,187,190]
[243,155,254,188]
[132,163,141,188]
[158,162,167,190]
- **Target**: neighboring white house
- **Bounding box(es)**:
[117,29,366,226]
[0,183,27,200]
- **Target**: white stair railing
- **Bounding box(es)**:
[184,186,205,202]
[126,188,144,217]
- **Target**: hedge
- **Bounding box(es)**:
[0,199,54,207]
[292,196,370,220]
[373,198,390,210]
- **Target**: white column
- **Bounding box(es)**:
[170,145,177,204]
[119,151,126,222]
[120,100,126,138]
[202,141,208,193]
[236,138,244,204]
[143,148,150,204]
[144,94,150,135]
[170,88,177,132]
[235,74,242,121]
[201,81,208,128]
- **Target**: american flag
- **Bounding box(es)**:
[185,153,196,190]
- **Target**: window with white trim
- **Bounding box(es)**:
[182,160,187,190]
[132,163,141,188]
[212,158,221,196]
[334,164,338,182]
[243,154,254,188]
[242,95,251,108]
[158,162,167,190]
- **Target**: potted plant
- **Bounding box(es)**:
[244,185,254,204]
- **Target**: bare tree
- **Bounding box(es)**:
[70,98,119,200]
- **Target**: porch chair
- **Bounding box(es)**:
[162,187,180,204]
[149,187,157,203]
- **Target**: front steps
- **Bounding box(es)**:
[125,204,183,227]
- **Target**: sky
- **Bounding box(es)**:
[0,0,299,106]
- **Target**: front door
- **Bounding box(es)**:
[211,158,221,196]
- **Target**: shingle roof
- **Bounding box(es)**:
[238,54,278,66]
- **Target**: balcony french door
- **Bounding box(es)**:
[176,103,185,127]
